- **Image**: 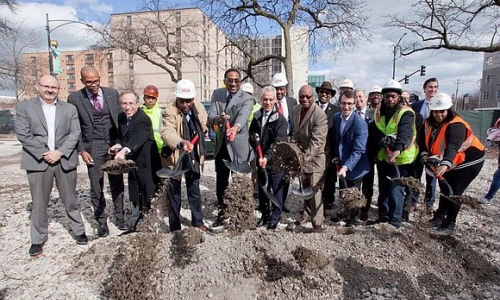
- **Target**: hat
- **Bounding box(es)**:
[381,79,402,95]
[315,81,336,97]
[429,93,453,110]
[271,73,288,87]
[241,82,254,95]
[369,85,382,94]
[340,79,354,89]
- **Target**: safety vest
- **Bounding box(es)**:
[374,107,418,165]
[424,116,484,167]
[141,103,163,153]
[248,103,262,127]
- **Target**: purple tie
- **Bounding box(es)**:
[92,94,102,113]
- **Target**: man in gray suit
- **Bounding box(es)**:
[16,75,88,257]
[68,67,125,237]
[208,68,254,226]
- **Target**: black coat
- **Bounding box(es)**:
[249,108,288,168]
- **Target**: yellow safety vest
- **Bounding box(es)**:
[141,103,163,153]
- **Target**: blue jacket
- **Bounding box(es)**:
[331,111,370,181]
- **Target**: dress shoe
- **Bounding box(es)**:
[212,216,225,228]
[359,210,369,221]
[267,222,278,230]
[434,222,455,235]
[75,234,89,245]
[427,214,445,228]
[29,243,43,257]
[366,217,389,225]
[330,215,343,223]
[257,217,270,227]
[282,205,290,213]
[97,222,109,237]
[312,224,323,231]
[294,218,307,226]
[115,219,129,231]
[197,224,213,232]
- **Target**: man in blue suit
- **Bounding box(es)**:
[330,90,370,226]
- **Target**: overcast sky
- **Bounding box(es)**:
[0,0,487,97]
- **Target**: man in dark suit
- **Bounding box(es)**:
[331,90,370,226]
[16,75,88,257]
[293,85,328,230]
[110,91,157,230]
[355,89,376,221]
[411,78,439,214]
[271,73,297,213]
[316,81,341,211]
[208,68,255,226]
[68,66,126,237]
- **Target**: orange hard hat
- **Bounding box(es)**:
[143,85,159,98]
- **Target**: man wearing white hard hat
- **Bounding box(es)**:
[339,79,354,97]
[368,85,382,110]
[161,79,211,232]
[271,72,297,213]
[369,79,418,229]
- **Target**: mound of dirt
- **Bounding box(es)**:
[292,246,330,270]
[392,176,424,192]
[336,187,366,216]
[272,142,304,178]
[99,158,136,174]
[223,175,256,232]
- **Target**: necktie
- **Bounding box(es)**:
[425,101,430,119]
[92,94,102,113]
[277,101,284,115]
[225,93,233,110]
[185,111,191,123]
[358,110,362,116]
[321,104,326,111]
[126,117,131,127]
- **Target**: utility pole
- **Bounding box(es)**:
[453,79,464,110]
[392,33,407,79]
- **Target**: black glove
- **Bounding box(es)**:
[379,135,396,148]
[426,156,441,167]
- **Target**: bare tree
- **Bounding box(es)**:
[92,0,206,83]
[198,0,369,93]
[386,0,500,55]
[0,0,18,32]
[0,22,43,102]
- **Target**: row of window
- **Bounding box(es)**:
[482,90,500,100]
[65,53,113,61]
[485,74,500,83]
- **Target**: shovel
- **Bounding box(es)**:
[254,134,280,208]
[425,162,459,204]
[292,176,314,199]
[156,134,199,178]
[223,120,252,174]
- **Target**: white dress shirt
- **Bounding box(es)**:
[40,98,57,151]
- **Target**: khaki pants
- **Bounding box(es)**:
[300,172,324,226]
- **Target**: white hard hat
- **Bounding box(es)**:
[340,79,354,89]
[271,73,288,87]
[241,82,254,94]
[381,79,402,95]
[429,93,453,110]
[369,85,382,94]
[174,79,197,99]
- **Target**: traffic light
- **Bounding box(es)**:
[420,65,426,76]
[404,75,409,84]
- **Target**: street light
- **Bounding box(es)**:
[392,33,407,79]
[45,13,93,75]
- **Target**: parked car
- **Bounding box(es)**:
[201,101,215,159]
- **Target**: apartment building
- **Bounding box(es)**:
[480,45,500,108]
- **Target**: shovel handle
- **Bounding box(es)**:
[185,134,200,152]
[225,120,234,142]
[385,147,396,163]
[428,164,444,181]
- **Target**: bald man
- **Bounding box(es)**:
[16,75,88,256]
[68,66,126,237]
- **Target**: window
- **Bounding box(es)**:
[68,83,76,89]
[108,72,113,78]
[128,60,134,70]
[108,62,113,69]
[175,11,181,22]
[203,75,207,84]
[486,74,494,83]
[486,56,493,66]
[66,55,74,61]
[483,91,490,100]
[66,64,75,71]
[127,15,132,26]
[85,54,94,61]
[107,53,113,59]
[497,90,500,100]
[67,74,75,80]
[85,63,93,67]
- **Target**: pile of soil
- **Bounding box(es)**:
[391,176,424,192]
[292,246,330,270]
[99,158,135,174]
[272,142,304,178]
[336,187,366,216]
[445,194,483,209]
[223,174,256,232]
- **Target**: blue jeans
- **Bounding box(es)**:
[486,168,500,200]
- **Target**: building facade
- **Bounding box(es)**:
[480,46,500,108]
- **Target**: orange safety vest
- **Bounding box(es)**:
[424,116,484,167]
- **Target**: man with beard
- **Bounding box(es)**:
[369,80,418,229]
[315,81,340,211]
[293,85,328,230]
[411,78,439,215]
[271,73,297,213]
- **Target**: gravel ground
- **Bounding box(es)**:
[1,139,500,300]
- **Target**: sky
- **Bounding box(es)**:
[0,0,487,97]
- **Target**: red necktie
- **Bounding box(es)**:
[277,101,284,115]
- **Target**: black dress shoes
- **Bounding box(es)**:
[29,243,43,256]
[267,222,278,230]
[75,234,89,245]
[257,217,270,227]
[212,216,225,228]
[282,205,290,213]
[97,222,109,237]
[115,219,129,231]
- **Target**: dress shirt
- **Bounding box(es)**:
[40,98,57,151]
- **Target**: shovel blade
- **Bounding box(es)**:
[156,165,190,178]
[292,187,314,199]
[223,159,252,174]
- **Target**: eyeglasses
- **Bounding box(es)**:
[38,83,59,90]
[83,79,100,86]
[339,102,355,106]
[299,95,313,99]
[318,89,330,94]
[225,78,240,84]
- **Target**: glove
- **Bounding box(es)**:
[420,155,428,165]
[379,135,396,148]
[426,155,442,167]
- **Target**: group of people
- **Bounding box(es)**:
[16,66,486,257]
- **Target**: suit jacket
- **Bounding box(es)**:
[68,86,121,152]
[292,104,328,173]
[208,88,255,162]
[115,109,154,170]
[161,100,208,170]
[364,107,375,122]
[15,98,81,171]
[411,100,425,118]
[331,112,370,181]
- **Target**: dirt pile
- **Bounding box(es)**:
[224,174,255,232]
[99,158,136,174]
[336,186,366,216]
[292,246,330,270]
[272,142,304,178]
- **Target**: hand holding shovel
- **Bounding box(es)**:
[156,134,199,178]
[254,134,280,207]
